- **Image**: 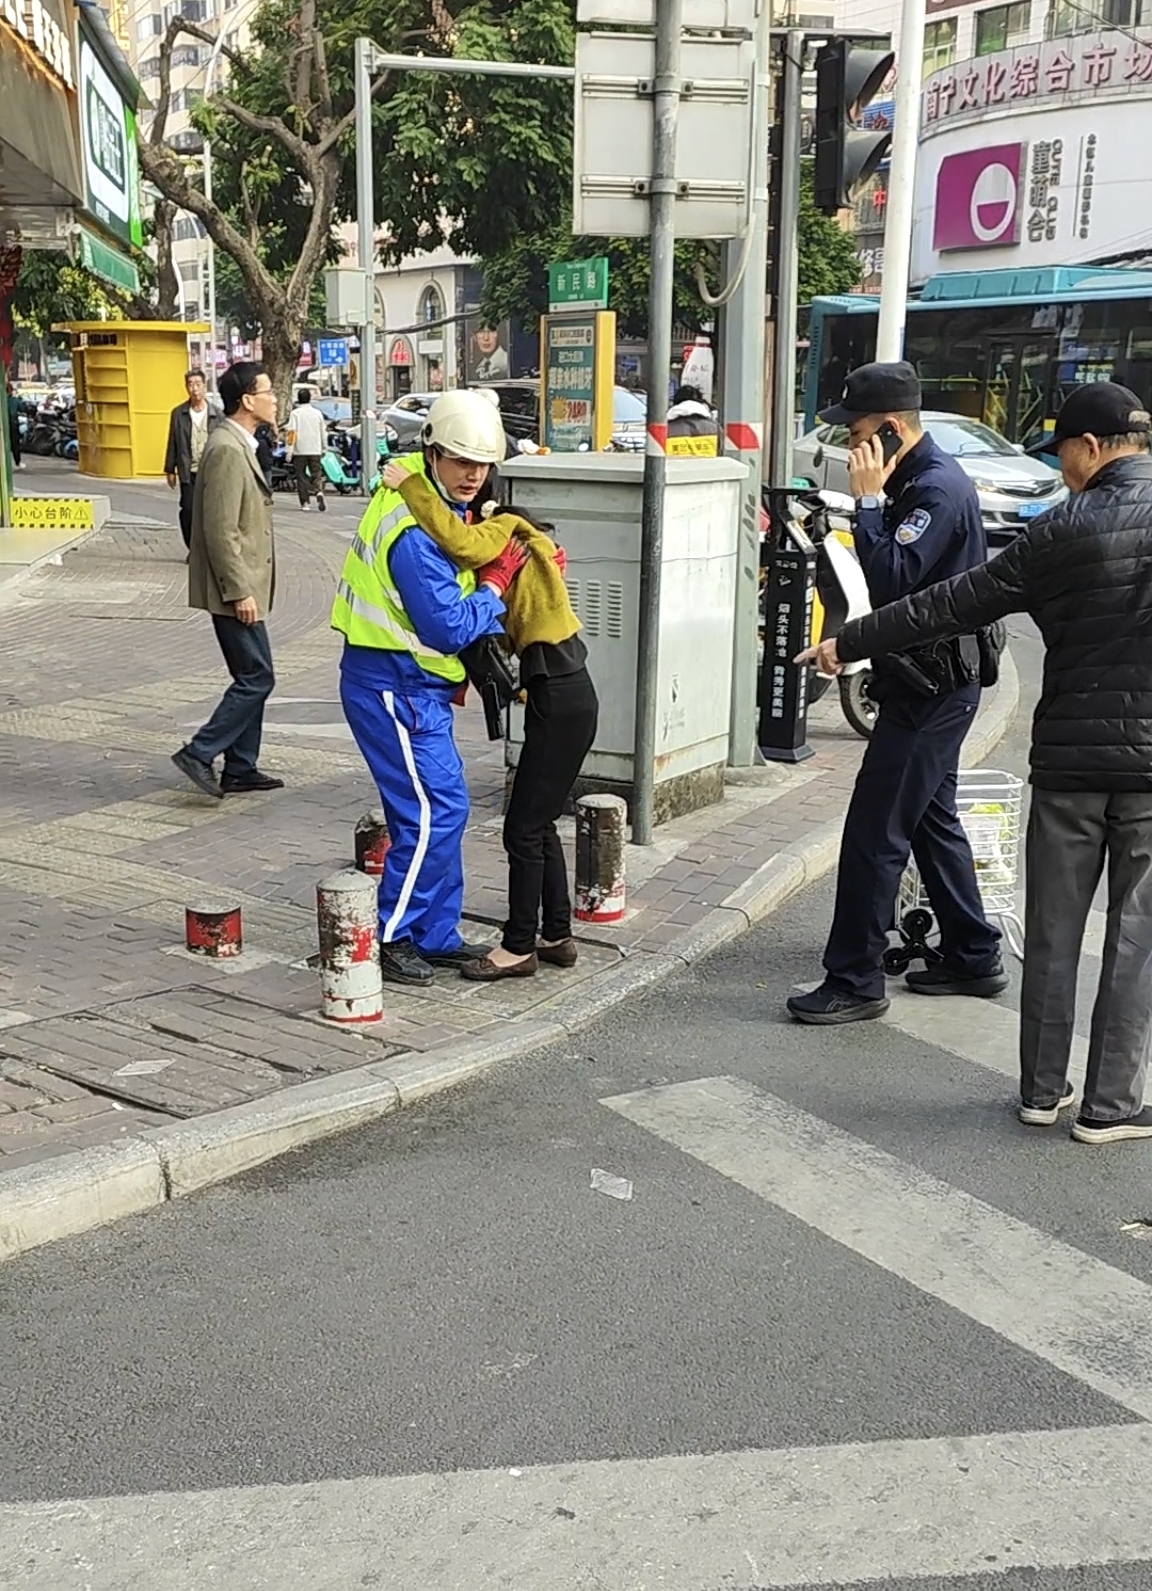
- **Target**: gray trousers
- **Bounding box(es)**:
[1021,788,1152,1121]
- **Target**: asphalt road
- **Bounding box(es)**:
[3,621,1149,1591]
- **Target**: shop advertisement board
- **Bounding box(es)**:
[541,312,615,452]
[77,20,143,250]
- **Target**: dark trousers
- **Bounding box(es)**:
[178,476,196,548]
[9,422,20,466]
[294,455,323,506]
[502,668,599,955]
[187,616,275,779]
[824,683,1001,1000]
[1021,789,1152,1121]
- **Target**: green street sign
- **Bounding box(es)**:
[548,256,609,312]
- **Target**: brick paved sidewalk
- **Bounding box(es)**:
[0,505,1013,1184]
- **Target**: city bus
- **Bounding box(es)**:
[803,265,1152,449]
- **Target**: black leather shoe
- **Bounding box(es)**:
[172,746,222,799]
[380,940,434,986]
[787,984,890,1025]
[423,941,494,967]
[220,770,285,794]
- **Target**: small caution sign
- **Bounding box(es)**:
[10,498,95,531]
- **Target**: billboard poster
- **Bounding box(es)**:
[78,25,143,249]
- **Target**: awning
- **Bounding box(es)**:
[77,225,139,295]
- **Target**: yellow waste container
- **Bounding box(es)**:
[57,321,209,479]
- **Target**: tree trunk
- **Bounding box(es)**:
[153,201,180,321]
[257,310,303,424]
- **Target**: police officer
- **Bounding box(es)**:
[787,360,1004,1024]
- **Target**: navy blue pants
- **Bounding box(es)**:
[823,683,1001,1000]
[340,675,468,955]
[188,615,274,779]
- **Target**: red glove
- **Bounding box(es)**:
[553,545,567,575]
[477,539,529,596]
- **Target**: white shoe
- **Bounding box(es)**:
[1018,1082,1076,1126]
[301,501,312,512]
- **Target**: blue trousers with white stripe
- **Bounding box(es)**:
[339,676,469,954]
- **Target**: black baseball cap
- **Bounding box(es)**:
[818,360,922,424]
[1025,381,1152,454]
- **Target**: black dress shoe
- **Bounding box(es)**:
[423,941,494,967]
[380,940,434,986]
[172,746,222,799]
[906,958,1009,998]
[220,770,285,794]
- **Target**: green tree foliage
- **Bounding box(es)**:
[11,252,130,340]
[797,167,862,304]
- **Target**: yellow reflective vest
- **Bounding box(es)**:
[330,454,474,685]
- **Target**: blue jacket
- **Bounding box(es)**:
[853,434,988,610]
[340,496,505,695]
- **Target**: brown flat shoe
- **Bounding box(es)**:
[536,938,578,969]
[459,952,539,983]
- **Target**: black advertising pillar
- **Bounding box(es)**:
[758,518,817,763]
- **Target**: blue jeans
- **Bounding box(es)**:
[188,615,275,778]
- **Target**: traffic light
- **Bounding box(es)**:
[812,38,895,216]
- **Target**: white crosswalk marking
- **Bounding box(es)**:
[603,1076,1152,1419]
[885,987,1088,1088]
[5,1424,1152,1589]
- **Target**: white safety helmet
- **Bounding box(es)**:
[421,389,506,464]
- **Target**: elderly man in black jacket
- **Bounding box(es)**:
[801,381,1152,1145]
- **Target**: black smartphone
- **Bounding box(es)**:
[877,421,902,464]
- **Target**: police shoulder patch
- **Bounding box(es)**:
[895,507,932,545]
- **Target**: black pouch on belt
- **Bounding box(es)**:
[459,637,520,741]
[975,621,1006,687]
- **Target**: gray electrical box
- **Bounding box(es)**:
[501,452,747,824]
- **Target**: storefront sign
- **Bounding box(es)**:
[0,0,73,86]
[1076,131,1097,241]
[389,335,414,367]
[11,497,95,530]
[933,143,1025,251]
[924,29,1152,130]
[78,28,143,248]
[1026,138,1063,245]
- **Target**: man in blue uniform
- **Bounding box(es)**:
[787,360,1004,1024]
[332,390,525,986]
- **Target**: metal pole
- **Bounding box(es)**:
[875,0,924,360]
[631,0,682,847]
[721,0,771,769]
[355,37,377,493]
[768,31,804,488]
[203,138,217,391]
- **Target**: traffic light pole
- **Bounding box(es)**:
[767,30,805,489]
[875,2,926,359]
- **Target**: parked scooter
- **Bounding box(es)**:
[760,485,877,739]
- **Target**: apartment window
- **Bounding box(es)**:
[922,17,957,76]
[173,217,206,242]
[975,1,1031,55]
[138,53,161,78]
[172,44,205,67]
[136,13,162,39]
[1047,0,1148,31]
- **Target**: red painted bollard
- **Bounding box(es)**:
[185,902,243,958]
[316,869,383,1024]
[354,808,391,876]
[574,794,627,923]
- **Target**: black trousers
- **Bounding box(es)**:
[823,682,1001,1000]
[295,455,323,506]
[502,667,599,954]
[178,476,196,548]
[187,616,275,779]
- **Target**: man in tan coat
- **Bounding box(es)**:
[172,361,283,799]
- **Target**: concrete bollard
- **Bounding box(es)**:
[185,902,242,958]
[316,869,383,1024]
[354,808,391,877]
[574,794,628,923]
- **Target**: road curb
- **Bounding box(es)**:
[0,651,1020,1262]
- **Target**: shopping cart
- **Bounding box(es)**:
[884,769,1025,973]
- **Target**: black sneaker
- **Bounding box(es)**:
[1018,1082,1076,1126]
[1071,1106,1152,1145]
[423,940,494,968]
[906,958,1009,998]
[220,770,285,794]
[380,940,434,986]
[316,495,327,512]
[786,985,890,1025]
[172,746,222,799]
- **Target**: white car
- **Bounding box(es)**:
[793,411,1067,543]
